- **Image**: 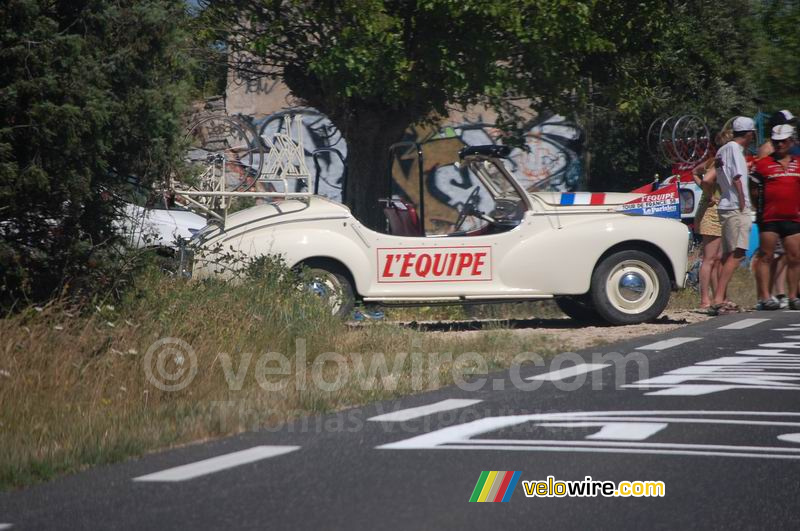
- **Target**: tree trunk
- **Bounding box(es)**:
[338,110,412,231]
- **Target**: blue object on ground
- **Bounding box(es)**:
[353,308,385,321]
[746,224,759,261]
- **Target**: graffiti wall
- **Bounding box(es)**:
[225,76,584,228]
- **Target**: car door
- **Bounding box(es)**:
[363,156,546,300]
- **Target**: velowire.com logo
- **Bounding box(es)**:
[469,471,521,503]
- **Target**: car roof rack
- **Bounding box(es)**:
[458,145,511,159]
[171,114,315,223]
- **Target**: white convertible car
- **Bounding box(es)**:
[189,145,689,325]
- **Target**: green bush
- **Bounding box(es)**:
[0,0,193,311]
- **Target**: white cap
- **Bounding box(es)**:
[778,110,795,122]
[771,124,795,141]
[732,116,755,132]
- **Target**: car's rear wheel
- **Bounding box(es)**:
[305,267,355,318]
[590,250,670,325]
[555,295,601,322]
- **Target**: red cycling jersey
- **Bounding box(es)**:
[753,155,800,223]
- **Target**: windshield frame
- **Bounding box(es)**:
[463,155,532,209]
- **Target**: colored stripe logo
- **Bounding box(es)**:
[469,471,521,502]
[559,193,607,206]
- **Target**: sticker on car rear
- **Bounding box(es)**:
[618,183,680,219]
[377,246,492,283]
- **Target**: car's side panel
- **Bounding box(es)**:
[498,212,689,294]
[349,223,543,298]
[193,202,688,300]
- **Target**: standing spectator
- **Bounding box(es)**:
[711,117,756,315]
[753,110,796,308]
[691,133,729,310]
[752,124,800,310]
[757,110,796,158]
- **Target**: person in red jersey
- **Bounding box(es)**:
[752,124,800,310]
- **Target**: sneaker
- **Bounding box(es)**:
[756,297,781,311]
[778,295,789,309]
[790,298,800,311]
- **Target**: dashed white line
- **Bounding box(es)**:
[133,445,300,482]
[526,363,610,381]
[0,524,13,530]
[719,318,770,330]
[637,337,701,351]
[367,399,482,422]
[642,385,736,396]
[773,323,800,331]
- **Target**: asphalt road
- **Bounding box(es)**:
[4,311,800,530]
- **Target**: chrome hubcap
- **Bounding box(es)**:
[619,272,646,302]
[605,259,658,315]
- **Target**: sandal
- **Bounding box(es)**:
[709,303,739,316]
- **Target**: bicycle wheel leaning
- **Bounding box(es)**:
[182,115,264,195]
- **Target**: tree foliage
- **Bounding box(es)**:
[201,0,674,227]
[753,0,800,113]
[584,0,763,190]
[0,0,193,309]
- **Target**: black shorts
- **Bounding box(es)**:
[760,220,800,238]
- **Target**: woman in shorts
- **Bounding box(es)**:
[692,157,723,310]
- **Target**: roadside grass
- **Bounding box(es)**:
[0,257,759,490]
[0,265,570,491]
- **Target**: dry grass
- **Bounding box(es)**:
[0,266,569,490]
[0,256,759,491]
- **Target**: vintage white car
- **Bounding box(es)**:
[189,145,689,325]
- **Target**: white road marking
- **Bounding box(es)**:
[719,318,770,330]
[642,385,735,396]
[772,324,800,331]
[367,399,482,422]
[535,421,668,441]
[525,363,609,381]
[778,433,800,444]
[0,524,13,530]
[636,337,701,350]
[377,411,800,459]
[386,444,800,460]
[133,445,300,482]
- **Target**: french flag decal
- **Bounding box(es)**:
[559,193,607,205]
[618,183,680,219]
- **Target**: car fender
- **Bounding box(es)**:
[500,214,689,295]
[194,219,371,294]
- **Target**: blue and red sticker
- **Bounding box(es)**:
[558,184,680,219]
[618,183,680,219]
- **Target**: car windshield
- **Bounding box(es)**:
[468,158,520,198]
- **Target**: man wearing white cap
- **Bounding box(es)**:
[752,124,800,310]
[757,110,797,158]
[711,116,756,315]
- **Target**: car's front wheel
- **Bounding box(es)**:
[304,267,355,318]
[590,250,670,325]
